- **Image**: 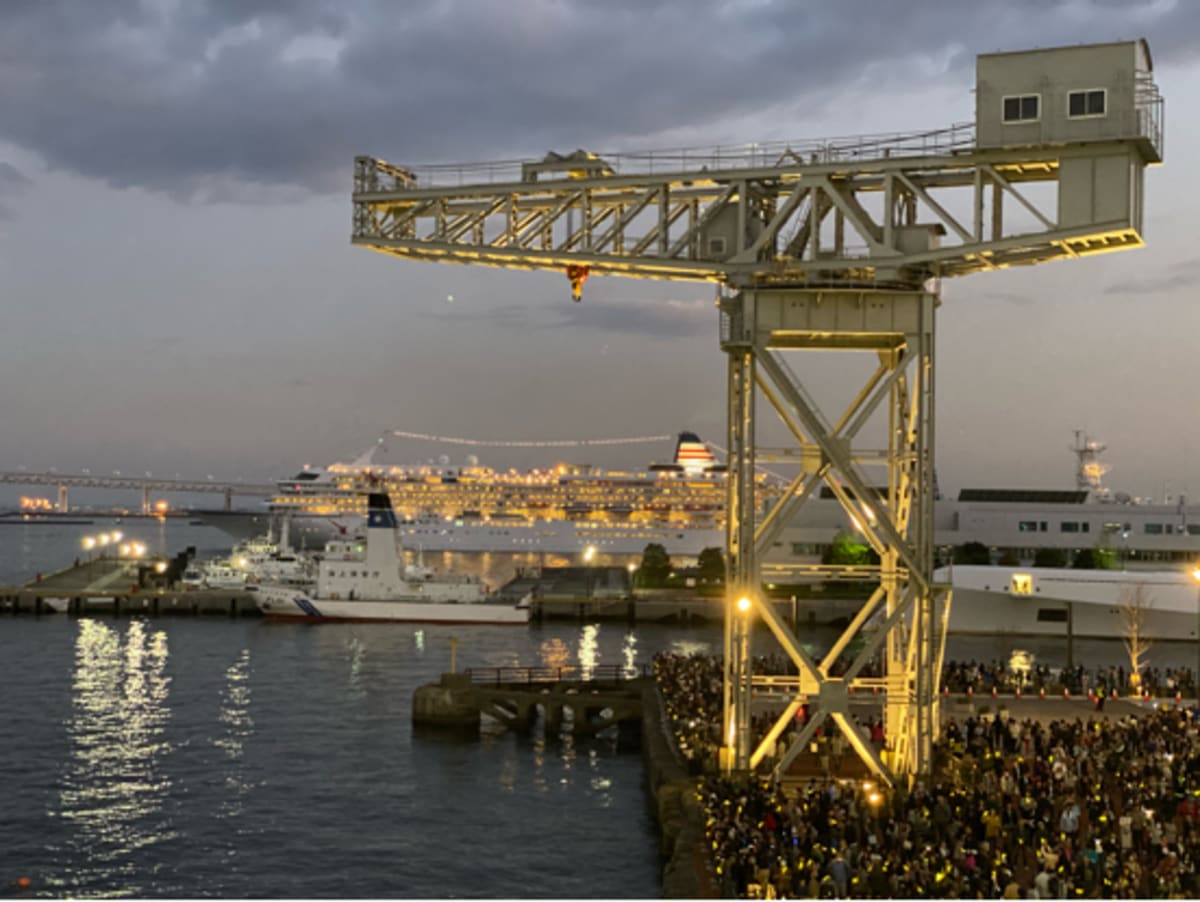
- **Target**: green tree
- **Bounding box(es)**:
[639,543,672,588]
[1034,547,1068,568]
[1072,547,1118,570]
[822,531,877,566]
[696,547,726,584]
[953,542,992,566]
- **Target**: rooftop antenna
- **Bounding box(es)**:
[1072,430,1111,500]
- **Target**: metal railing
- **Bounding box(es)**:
[465,664,651,685]
[364,122,977,190]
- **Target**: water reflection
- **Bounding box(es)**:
[621,631,638,678]
[578,624,599,679]
[539,637,570,670]
[345,637,365,696]
[214,649,253,820]
[55,619,174,897]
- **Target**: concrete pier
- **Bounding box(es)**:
[411,666,648,742]
[0,558,260,617]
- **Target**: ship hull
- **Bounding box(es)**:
[255,586,530,625]
[941,566,1200,642]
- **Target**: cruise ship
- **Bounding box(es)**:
[195,433,766,556]
[196,431,1200,569]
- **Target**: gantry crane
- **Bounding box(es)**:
[352,40,1163,784]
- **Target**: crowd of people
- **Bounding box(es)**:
[654,652,1200,898]
[941,659,1196,699]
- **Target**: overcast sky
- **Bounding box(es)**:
[1,0,1198,500]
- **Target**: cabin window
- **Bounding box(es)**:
[1068,89,1106,118]
[1036,608,1068,623]
[1188,525,1200,536]
[1010,573,1033,596]
[1018,521,1038,532]
[1144,523,1164,535]
[1002,94,1040,123]
[1060,522,1081,533]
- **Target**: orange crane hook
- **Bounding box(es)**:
[565,264,590,303]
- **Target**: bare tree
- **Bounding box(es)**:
[1118,584,1154,693]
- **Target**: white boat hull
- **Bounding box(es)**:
[940,565,1200,641]
[255,586,530,625]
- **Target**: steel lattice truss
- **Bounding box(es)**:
[354,129,1144,288]
[353,116,1157,783]
[719,288,948,783]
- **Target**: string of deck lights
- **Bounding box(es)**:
[388,430,673,448]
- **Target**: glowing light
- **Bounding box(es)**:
[391,430,672,448]
[737,596,751,613]
[81,536,96,550]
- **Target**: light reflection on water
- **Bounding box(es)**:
[578,623,599,678]
[214,649,254,821]
[622,631,639,678]
[54,619,174,898]
[2,608,704,897]
[539,636,571,669]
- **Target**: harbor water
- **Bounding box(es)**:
[0,520,719,898]
[1,520,1190,898]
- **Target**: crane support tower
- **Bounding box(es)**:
[352,41,1163,784]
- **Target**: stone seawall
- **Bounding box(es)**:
[640,683,718,899]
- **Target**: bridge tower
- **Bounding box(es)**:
[351,41,1162,784]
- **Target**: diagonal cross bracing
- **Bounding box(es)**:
[720,286,948,785]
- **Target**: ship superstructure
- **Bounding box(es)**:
[267,432,773,542]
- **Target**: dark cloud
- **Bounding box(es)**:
[0,161,31,220]
[0,162,31,189]
[0,0,1195,199]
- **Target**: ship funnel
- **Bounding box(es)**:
[367,492,398,529]
[674,432,716,472]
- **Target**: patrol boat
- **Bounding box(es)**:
[254,493,530,624]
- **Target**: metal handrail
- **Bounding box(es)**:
[370,122,977,189]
